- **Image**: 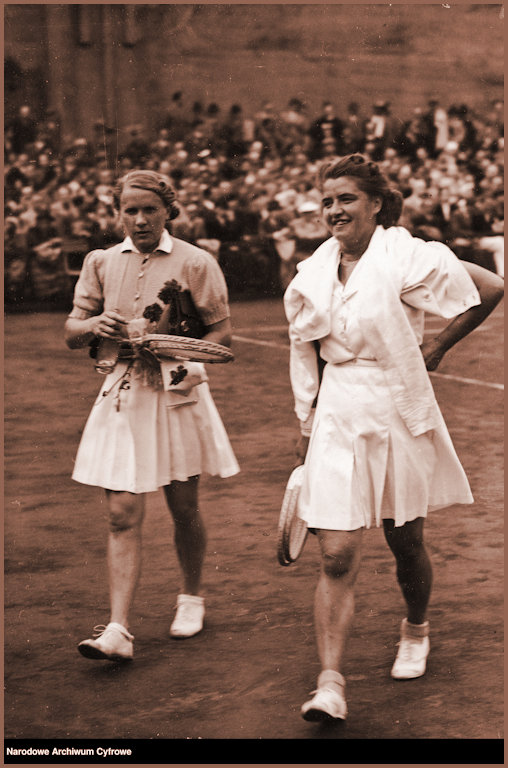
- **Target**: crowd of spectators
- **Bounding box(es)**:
[5,93,504,306]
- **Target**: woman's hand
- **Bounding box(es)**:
[89,310,128,340]
[420,337,446,371]
[426,262,504,366]
[64,311,127,349]
[295,434,310,465]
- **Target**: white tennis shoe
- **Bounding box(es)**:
[301,676,348,722]
[391,618,430,679]
[78,622,134,661]
[170,594,205,638]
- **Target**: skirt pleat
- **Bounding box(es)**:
[298,361,473,530]
[72,363,239,493]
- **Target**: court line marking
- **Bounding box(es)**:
[233,334,286,350]
[428,371,503,390]
[232,334,504,391]
[234,325,289,334]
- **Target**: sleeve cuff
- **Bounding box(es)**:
[68,306,95,320]
[299,409,315,436]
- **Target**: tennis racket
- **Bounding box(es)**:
[277,464,308,566]
[143,334,234,363]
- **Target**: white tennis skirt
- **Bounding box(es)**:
[72,363,240,494]
[298,360,474,530]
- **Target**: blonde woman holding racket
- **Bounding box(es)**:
[65,170,239,661]
[284,154,503,722]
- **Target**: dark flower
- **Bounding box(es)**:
[143,303,163,322]
[158,279,182,305]
[170,365,188,385]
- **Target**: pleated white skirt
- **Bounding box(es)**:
[72,363,240,493]
[298,360,474,530]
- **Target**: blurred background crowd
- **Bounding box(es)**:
[5,93,504,308]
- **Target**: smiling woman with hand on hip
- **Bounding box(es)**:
[284,153,503,722]
[64,170,239,661]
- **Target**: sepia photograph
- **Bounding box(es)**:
[4,3,504,764]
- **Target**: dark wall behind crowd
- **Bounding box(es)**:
[4,4,504,310]
[5,4,503,145]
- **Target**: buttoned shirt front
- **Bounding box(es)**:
[69,230,230,327]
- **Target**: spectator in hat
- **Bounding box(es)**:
[200,103,223,149]
[280,97,310,150]
[219,104,249,162]
[163,90,192,142]
[291,200,328,245]
[448,104,478,156]
[8,105,37,154]
[308,101,345,161]
[343,102,367,154]
[422,97,449,157]
[365,100,391,160]
[394,108,429,164]
[122,127,151,166]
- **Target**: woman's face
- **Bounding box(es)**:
[321,176,381,252]
[119,187,168,253]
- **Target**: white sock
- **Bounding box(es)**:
[403,618,430,638]
[318,669,345,691]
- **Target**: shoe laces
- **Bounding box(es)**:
[91,624,108,638]
[91,623,133,640]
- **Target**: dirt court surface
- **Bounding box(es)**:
[4,298,504,762]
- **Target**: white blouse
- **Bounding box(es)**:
[285,226,481,433]
[309,239,477,365]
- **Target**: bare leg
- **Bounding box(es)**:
[383,517,432,625]
[163,476,206,595]
[314,528,364,672]
[106,490,146,630]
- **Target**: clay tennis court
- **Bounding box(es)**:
[4,297,504,760]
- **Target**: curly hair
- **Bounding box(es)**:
[113,170,180,222]
[317,153,403,228]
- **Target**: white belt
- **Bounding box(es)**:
[332,357,378,367]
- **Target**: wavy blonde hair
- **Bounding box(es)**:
[114,170,180,222]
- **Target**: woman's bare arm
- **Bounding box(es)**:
[202,317,232,347]
[421,262,504,371]
[64,311,127,349]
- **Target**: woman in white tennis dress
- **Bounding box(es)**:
[65,170,239,660]
[284,154,503,722]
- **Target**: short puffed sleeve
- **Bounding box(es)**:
[187,249,230,326]
[394,230,481,319]
[68,249,107,319]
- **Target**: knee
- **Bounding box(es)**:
[107,492,144,533]
[385,518,426,560]
[321,546,357,580]
[164,479,201,528]
[390,533,425,564]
